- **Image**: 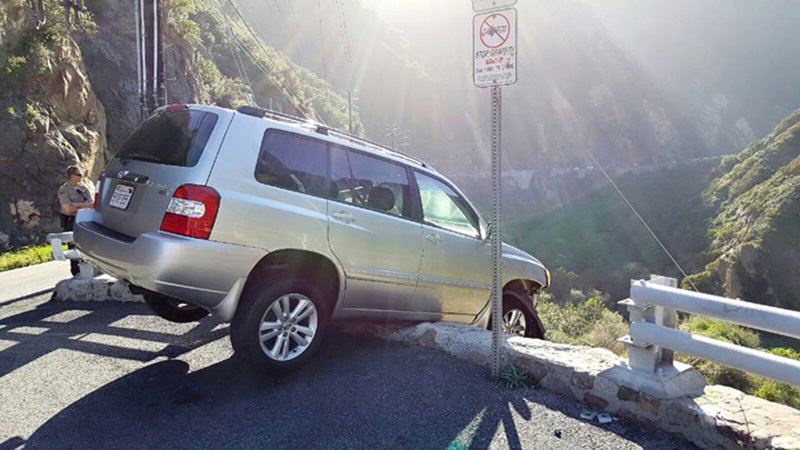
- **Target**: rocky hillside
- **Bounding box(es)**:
[0,0,359,249]
[685,110,800,310]
[0,1,108,249]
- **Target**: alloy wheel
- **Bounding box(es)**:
[258,293,318,361]
[502,308,527,337]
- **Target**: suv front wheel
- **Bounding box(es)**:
[231,278,327,373]
[494,289,544,339]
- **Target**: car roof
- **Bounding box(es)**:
[200,104,439,173]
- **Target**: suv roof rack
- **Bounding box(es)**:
[236,105,427,168]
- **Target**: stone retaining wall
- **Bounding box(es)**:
[338,321,800,449]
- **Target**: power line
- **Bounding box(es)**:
[267,0,290,45]
[334,0,354,89]
[317,0,327,81]
[222,0,320,121]
[583,150,700,292]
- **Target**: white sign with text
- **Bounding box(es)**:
[473,8,517,88]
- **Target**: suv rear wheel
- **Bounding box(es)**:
[143,292,209,323]
[231,278,328,373]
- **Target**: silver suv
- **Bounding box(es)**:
[75,104,550,372]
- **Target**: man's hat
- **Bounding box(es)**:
[66,165,84,177]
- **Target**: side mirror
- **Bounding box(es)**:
[483,222,493,242]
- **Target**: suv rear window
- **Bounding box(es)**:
[116,110,218,167]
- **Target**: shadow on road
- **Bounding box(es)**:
[22,332,542,449]
[0,299,227,379]
[2,300,690,449]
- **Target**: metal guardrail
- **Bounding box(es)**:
[620,276,800,388]
[46,231,96,278]
[46,231,80,261]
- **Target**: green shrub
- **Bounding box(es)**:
[755,381,800,409]
[499,364,532,389]
[538,295,628,355]
[679,316,760,348]
[753,348,800,408]
[0,244,60,272]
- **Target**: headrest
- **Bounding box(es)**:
[367,186,395,212]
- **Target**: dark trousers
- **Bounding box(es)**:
[61,214,80,276]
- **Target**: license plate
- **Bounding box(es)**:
[109,184,135,210]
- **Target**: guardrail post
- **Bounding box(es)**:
[618,275,678,372]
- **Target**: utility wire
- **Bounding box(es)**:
[222,0,321,122]
[335,0,355,89]
[584,150,700,292]
[317,0,328,81]
[272,0,291,34]
[267,0,290,45]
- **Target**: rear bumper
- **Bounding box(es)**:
[74,218,266,309]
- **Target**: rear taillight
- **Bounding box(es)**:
[165,104,188,112]
[93,171,105,209]
[160,185,220,240]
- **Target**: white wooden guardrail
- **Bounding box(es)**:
[619,276,800,388]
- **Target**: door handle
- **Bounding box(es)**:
[425,233,442,244]
[331,211,357,223]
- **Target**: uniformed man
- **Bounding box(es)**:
[58,165,94,276]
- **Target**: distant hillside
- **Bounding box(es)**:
[237,0,707,172]
[592,0,800,155]
[502,160,717,301]
[686,110,800,310]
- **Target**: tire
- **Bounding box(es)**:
[143,292,209,323]
[499,289,545,339]
[230,278,328,374]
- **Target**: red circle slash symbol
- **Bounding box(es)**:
[480,13,510,49]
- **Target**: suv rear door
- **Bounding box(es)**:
[328,146,427,314]
[95,106,231,239]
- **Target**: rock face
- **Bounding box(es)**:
[0,1,108,249]
[76,0,205,151]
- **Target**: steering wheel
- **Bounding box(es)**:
[288,174,306,193]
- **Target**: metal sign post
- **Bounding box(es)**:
[473,4,517,379]
[489,84,504,379]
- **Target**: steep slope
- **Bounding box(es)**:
[0,1,107,249]
[686,110,800,309]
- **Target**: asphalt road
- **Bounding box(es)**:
[0,261,70,305]
[0,265,695,449]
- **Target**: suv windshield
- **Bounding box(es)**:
[116,110,218,167]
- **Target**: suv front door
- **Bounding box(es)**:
[328,147,428,315]
[413,172,491,321]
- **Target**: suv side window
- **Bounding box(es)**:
[255,130,331,198]
[330,146,413,219]
[415,172,480,238]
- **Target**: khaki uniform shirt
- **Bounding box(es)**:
[58,182,94,215]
